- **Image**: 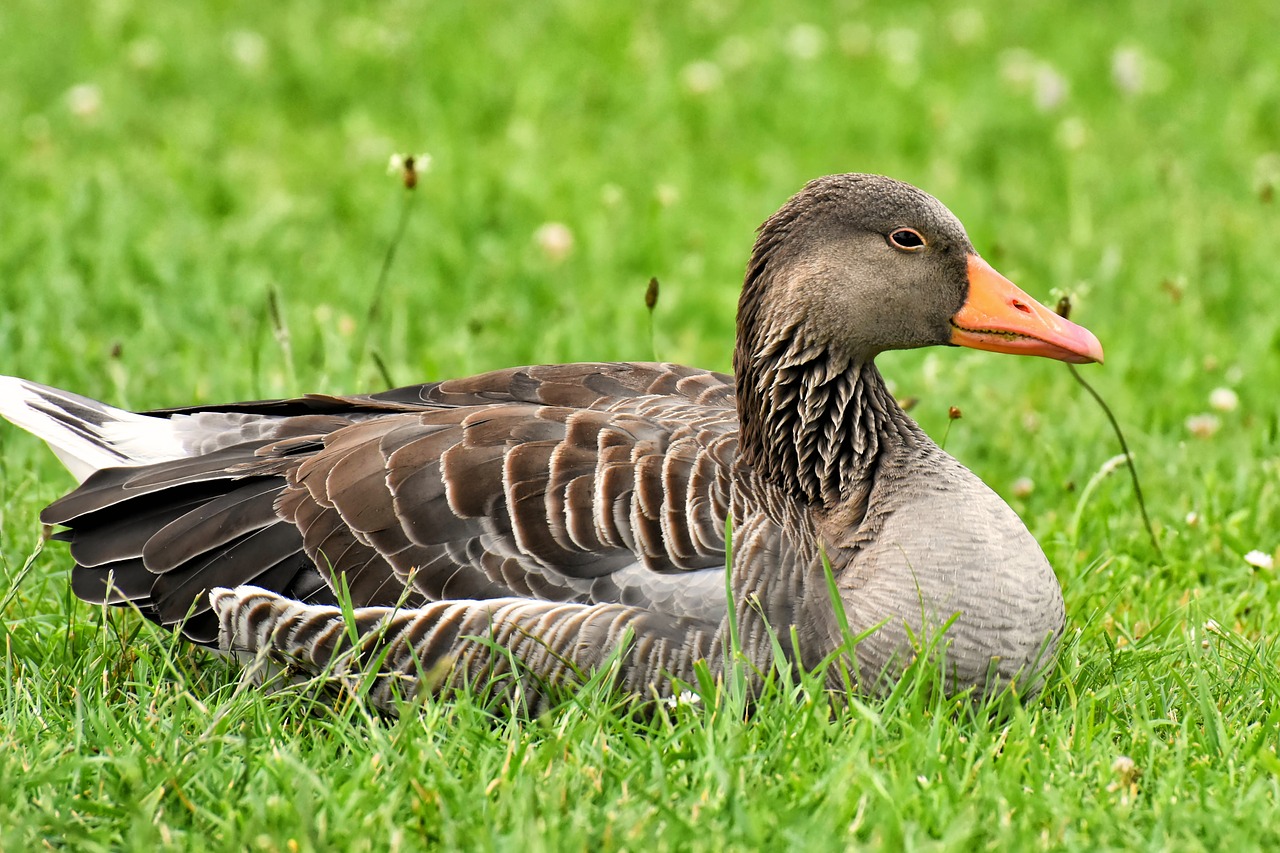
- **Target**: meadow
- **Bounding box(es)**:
[2,0,1280,848]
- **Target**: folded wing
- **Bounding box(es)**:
[28,363,737,645]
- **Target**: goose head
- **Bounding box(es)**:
[735,174,1103,370]
[733,174,1103,505]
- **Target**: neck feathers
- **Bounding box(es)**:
[736,325,916,505]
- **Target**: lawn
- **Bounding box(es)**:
[3,0,1280,849]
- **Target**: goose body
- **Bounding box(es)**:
[0,175,1102,710]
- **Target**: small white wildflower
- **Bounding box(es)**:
[999,48,1039,88]
[1011,477,1035,499]
[1033,64,1069,111]
[534,222,574,263]
[786,23,827,61]
[1203,619,1224,636]
[386,152,431,189]
[1244,550,1274,570]
[1185,511,1199,526]
[664,689,701,708]
[1112,47,1144,95]
[680,60,723,95]
[66,84,102,119]
[387,152,432,175]
[947,8,985,45]
[228,30,268,70]
[1209,387,1239,412]
[1184,413,1220,439]
[1106,754,1140,802]
[1113,45,1174,97]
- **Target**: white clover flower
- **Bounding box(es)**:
[998,51,1069,111]
[228,30,268,71]
[680,60,723,95]
[1209,387,1239,412]
[1033,64,1069,111]
[999,48,1038,88]
[664,689,701,708]
[655,184,680,207]
[66,84,102,119]
[1112,47,1144,95]
[1112,45,1169,96]
[387,152,432,189]
[1185,511,1199,527]
[1011,477,1035,499]
[786,24,827,61]
[1184,413,1220,439]
[1244,550,1274,570]
[387,152,432,175]
[534,222,574,263]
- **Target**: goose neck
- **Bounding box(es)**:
[735,331,918,506]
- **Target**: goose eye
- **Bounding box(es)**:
[888,228,926,251]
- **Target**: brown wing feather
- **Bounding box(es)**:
[46,363,738,648]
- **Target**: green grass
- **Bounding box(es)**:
[3,0,1280,848]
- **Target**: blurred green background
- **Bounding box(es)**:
[3,0,1280,848]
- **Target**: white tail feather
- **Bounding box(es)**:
[0,376,187,482]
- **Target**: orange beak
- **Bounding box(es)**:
[950,255,1104,364]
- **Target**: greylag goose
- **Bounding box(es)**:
[0,174,1102,710]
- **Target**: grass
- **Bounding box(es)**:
[2,0,1280,848]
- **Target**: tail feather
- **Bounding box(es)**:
[0,376,186,482]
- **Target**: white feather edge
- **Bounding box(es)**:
[0,375,187,482]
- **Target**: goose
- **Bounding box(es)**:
[0,174,1102,711]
